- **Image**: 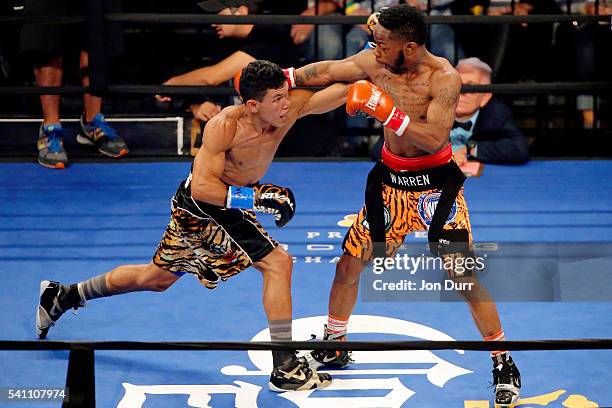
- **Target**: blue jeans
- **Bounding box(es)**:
[429,24,464,64]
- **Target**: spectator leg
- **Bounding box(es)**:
[429,24,464,63]
[316,24,344,61]
[80,50,102,123]
[345,26,369,57]
[35,56,62,126]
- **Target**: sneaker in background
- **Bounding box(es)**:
[77,113,129,158]
[37,123,68,169]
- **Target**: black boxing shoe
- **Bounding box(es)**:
[306,325,353,369]
[492,354,521,407]
[36,281,85,339]
[269,354,332,392]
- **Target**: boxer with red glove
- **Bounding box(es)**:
[346,80,411,137]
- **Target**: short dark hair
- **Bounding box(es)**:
[378,4,428,46]
[239,60,286,102]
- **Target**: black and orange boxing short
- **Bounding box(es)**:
[343,144,472,260]
[153,176,277,289]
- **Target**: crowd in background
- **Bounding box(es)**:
[0,0,610,161]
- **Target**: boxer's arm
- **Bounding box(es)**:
[401,71,461,153]
[190,116,235,206]
[296,83,349,118]
[191,111,296,226]
[165,51,254,87]
[294,51,370,86]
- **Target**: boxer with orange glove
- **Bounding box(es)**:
[346,80,411,137]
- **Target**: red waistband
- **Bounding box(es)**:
[381,143,452,171]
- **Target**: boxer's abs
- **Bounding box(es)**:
[221,128,286,184]
[373,82,436,158]
[221,157,271,186]
[383,130,440,158]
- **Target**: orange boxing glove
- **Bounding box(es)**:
[346,80,410,136]
[234,67,296,98]
[233,70,242,95]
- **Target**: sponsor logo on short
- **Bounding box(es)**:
[417,192,457,226]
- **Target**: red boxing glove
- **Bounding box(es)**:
[346,80,410,137]
[283,67,296,89]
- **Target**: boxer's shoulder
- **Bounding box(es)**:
[215,105,244,124]
[426,54,460,83]
[201,107,242,150]
[211,106,244,133]
[352,48,379,74]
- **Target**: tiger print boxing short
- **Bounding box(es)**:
[153,178,277,289]
[343,145,472,261]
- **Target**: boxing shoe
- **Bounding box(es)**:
[306,325,353,369]
[36,280,85,339]
[492,353,521,407]
[269,353,332,392]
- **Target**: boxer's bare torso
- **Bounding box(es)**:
[354,50,459,158]
[189,84,348,206]
[193,104,289,187]
[296,25,461,159]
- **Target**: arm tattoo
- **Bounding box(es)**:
[297,66,318,86]
[304,66,317,79]
[437,86,460,107]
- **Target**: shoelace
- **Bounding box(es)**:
[309,333,354,363]
[296,358,313,377]
[89,115,118,140]
[45,129,64,153]
[59,285,86,316]
[493,364,515,387]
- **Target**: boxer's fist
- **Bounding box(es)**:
[254,184,296,227]
[346,80,394,120]
[346,80,410,136]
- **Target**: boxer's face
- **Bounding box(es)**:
[456,68,492,117]
[372,25,416,74]
[253,83,290,127]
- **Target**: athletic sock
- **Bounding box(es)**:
[269,318,293,366]
[326,313,349,339]
[77,273,110,301]
[58,273,110,310]
[484,329,509,364]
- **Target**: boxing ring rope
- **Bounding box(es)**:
[0,83,611,96]
[1,339,612,408]
[1,12,611,97]
[103,13,611,25]
[2,13,610,25]
[3,339,612,352]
